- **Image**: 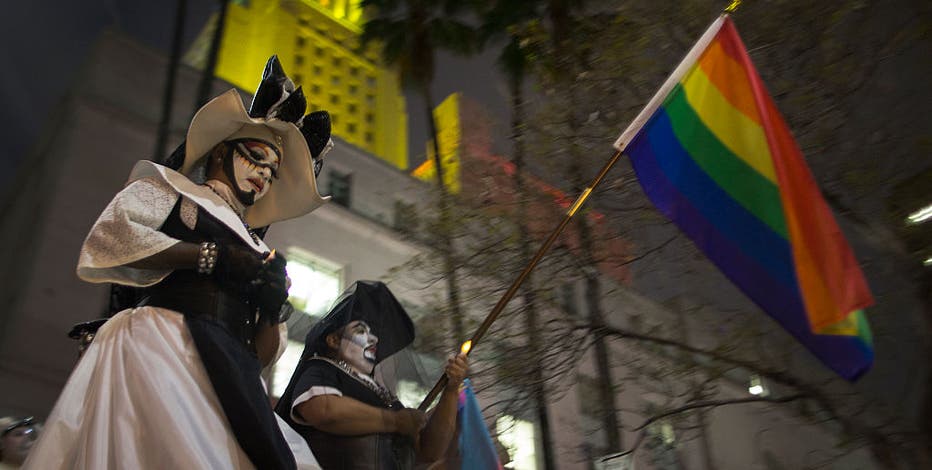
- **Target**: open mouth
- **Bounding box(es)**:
[365,345,377,357]
[247,178,265,193]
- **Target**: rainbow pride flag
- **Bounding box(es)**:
[614,15,874,380]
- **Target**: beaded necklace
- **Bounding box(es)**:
[312,355,399,407]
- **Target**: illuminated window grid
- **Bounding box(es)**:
[292,25,378,151]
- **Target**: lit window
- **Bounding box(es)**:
[496,415,536,470]
[748,374,768,396]
[285,255,342,317]
[269,252,343,397]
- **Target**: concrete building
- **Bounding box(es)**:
[0,30,885,470]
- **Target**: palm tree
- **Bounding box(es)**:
[544,0,624,454]
[475,1,559,468]
[360,0,477,343]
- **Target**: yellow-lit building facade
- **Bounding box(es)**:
[412,93,461,194]
[188,0,409,169]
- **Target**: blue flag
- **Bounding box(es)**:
[458,379,502,470]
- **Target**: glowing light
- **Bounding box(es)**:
[460,340,472,355]
[496,416,536,470]
[748,374,767,396]
[286,258,341,316]
[924,257,932,267]
[906,204,932,224]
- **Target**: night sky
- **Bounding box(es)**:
[1,1,509,190]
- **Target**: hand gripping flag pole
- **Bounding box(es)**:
[418,149,624,411]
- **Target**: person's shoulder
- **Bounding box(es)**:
[122,173,177,198]
[303,356,344,375]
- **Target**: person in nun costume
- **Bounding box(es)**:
[24,57,331,470]
[276,281,468,469]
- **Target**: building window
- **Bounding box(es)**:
[296,36,306,48]
[269,251,343,397]
[311,84,321,94]
[285,254,342,317]
[366,94,375,106]
[349,84,358,95]
[645,421,680,468]
[393,200,418,233]
[365,112,373,123]
[366,75,376,87]
[313,65,322,75]
[748,374,768,396]
[293,74,303,84]
[297,16,309,27]
[332,56,343,67]
[496,416,536,470]
[349,66,359,77]
[331,75,340,85]
[560,282,577,316]
[347,123,357,134]
[328,170,352,207]
[330,94,340,105]
[364,132,373,144]
[348,103,357,114]
[294,55,305,66]
[315,46,326,57]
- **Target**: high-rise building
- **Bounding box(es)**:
[186,0,409,169]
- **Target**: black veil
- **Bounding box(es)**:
[275,281,426,421]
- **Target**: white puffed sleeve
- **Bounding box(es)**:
[76,177,182,286]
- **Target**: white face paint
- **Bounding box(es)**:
[337,320,379,375]
[229,139,281,203]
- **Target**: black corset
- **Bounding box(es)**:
[142,198,264,351]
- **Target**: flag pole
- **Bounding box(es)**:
[418,148,624,411]
[418,1,741,412]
